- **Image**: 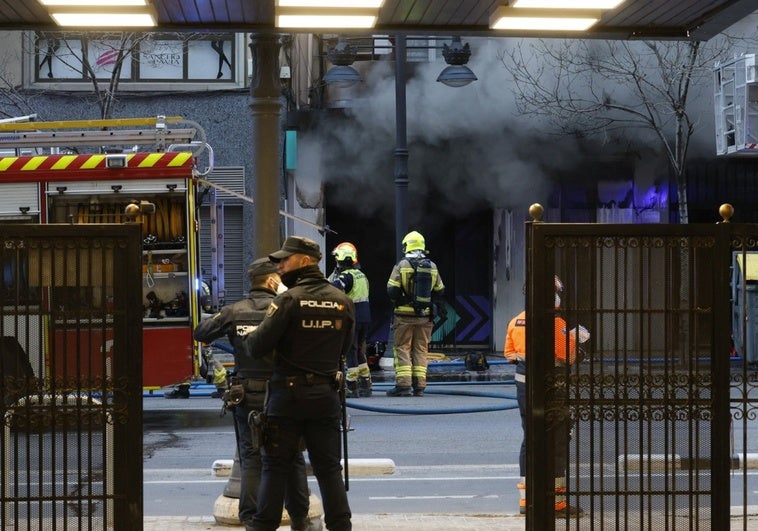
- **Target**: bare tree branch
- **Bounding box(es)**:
[499,38,730,223]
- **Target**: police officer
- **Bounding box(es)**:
[193,258,313,531]
[328,242,372,398]
[245,236,355,531]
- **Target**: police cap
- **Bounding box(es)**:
[269,236,322,262]
[247,257,278,279]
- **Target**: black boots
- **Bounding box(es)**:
[346,377,373,398]
[164,383,190,399]
[412,377,425,397]
[386,386,411,397]
[358,376,372,397]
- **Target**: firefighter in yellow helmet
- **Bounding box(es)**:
[386,231,446,397]
[328,242,373,398]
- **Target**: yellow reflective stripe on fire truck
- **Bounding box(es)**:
[138,153,164,167]
[0,157,18,171]
[51,155,77,170]
[81,155,105,169]
[167,152,192,166]
[21,156,47,171]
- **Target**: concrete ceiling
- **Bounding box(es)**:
[1,1,755,40]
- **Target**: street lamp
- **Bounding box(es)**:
[436,36,478,87]
[323,35,477,259]
[323,37,362,87]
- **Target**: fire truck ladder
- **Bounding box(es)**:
[0,115,202,152]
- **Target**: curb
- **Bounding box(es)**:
[620,453,758,471]
[212,457,396,478]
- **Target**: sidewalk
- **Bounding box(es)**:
[145,510,758,530]
[143,513,525,530]
[144,510,758,530]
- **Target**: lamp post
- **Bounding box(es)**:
[249,33,283,258]
[323,35,476,258]
[394,35,409,262]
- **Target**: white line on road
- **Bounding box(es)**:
[369,495,500,500]
[143,476,512,485]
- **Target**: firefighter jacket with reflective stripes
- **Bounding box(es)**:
[330,267,371,324]
[192,287,277,379]
[504,310,578,367]
[387,255,445,317]
[243,265,355,377]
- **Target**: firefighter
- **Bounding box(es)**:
[386,230,446,397]
[328,242,373,398]
[504,277,587,517]
[245,236,354,531]
[193,258,314,531]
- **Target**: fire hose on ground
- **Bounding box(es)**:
[198,341,519,415]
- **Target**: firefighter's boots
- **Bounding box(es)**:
[358,376,372,397]
[386,386,412,397]
[345,379,359,398]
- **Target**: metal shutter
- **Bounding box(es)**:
[0,183,40,218]
[198,166,245,307]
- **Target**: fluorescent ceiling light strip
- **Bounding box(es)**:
[277,0,384,7]
[275,6,379,28]
[492,16,598,31]
[490,8,601,31]
[40,0,148,5]
[512,0,624,8]
[51,12,156,27]
[276,14,377,28]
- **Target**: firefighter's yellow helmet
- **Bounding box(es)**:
[332,242,358,263]
[402,231,426,253]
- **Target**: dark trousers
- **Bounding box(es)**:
[233,391,309,527]
[253,384,351,531]
[516,361,569,478]
[346,321,369,368]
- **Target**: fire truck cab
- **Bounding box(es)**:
[0,116,209,390]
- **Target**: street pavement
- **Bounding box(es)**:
[143,513,525,530]
[144,357,758,529]
[143,510,758,530]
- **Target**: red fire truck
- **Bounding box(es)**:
[0,116,211,390]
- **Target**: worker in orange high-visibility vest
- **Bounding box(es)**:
[504,276,588,518]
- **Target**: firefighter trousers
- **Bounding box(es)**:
[391,314,433,389]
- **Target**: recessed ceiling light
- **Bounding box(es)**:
[39,0,149,5]
[277,0,384,7]
[490,7,601,31]
[512,0,624,8]
[276,14,378,28]
[50,12,156,26]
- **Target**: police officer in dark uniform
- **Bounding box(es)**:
[245,236,355,531]
[193,257,313,531]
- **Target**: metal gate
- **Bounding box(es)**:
[0,224,143,530]
[523,205,750,530]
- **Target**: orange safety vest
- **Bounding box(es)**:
[504,310,578,365]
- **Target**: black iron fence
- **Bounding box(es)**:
[0,224,143,530]
[524,206,748,530]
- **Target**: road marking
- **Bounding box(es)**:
[345,476,513,482]
[143,476,510,485]
[370,495,500,500]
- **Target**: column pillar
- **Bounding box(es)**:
[249,33,283,258]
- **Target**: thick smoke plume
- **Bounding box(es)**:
[298,38,584,226]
